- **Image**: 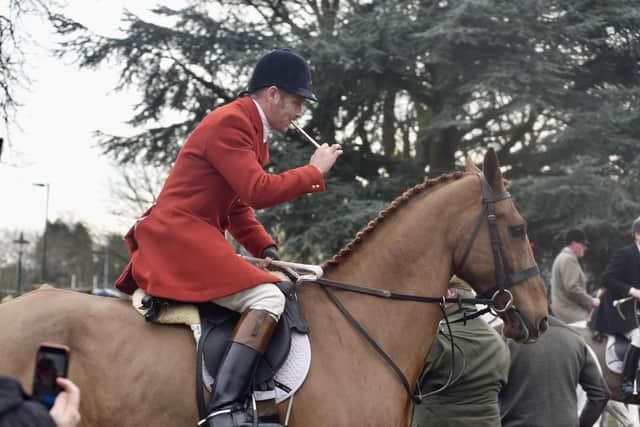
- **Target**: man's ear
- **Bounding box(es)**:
[266,86,280,104]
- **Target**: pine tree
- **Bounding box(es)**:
[51,0,640,273]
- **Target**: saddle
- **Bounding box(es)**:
[132,278,310,422]
[605,334,634,374]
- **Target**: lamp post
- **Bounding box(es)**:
[33,182,50,283]
[13,232,29,294]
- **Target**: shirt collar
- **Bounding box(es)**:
[251,98,270,143]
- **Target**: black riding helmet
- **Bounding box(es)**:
[247,49,318,102]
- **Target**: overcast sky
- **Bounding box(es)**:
[0,1,176,236]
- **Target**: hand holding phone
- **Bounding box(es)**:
[49,377,81,427]
[32,343,70,409]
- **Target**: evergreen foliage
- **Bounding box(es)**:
[51,1,640,282]
[0,0,55,125]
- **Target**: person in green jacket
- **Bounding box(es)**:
[412,276,510,427]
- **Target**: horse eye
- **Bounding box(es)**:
[510,224,526,239]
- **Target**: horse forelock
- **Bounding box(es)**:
[323,170,469,269]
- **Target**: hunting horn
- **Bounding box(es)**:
[613,295,635,308]
[291,121,321,149]
[613,295,635,320]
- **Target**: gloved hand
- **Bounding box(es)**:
[261,246,280,260]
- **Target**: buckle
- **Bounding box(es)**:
[490,289,514,315]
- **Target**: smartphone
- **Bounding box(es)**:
[31,343,70,409]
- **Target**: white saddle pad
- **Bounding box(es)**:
[604,334,640,375]
[606,334,626,374]
[196,329,311,404]
[566,322,634,375]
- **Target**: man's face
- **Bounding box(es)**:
[264,87,305,132]
[572,242,588,258]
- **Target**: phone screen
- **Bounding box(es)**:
[32,344,69,409]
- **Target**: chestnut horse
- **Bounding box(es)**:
[0,149,547,426]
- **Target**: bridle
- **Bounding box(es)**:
[297,172,541,403]
[454,172,541,314]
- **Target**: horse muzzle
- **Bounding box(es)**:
[502,306,548,343]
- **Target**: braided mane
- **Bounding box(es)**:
[323,171,467,269]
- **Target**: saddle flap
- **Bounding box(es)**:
[614,334,631,362]
[199,304,293,386]
[276,281,309,334]
[605,333,631,374]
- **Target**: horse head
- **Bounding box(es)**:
[454,148,548,343]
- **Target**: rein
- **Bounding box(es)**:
[300,172,541,403]
[308,277,488,403]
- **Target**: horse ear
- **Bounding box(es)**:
[482,148,505,193]
[465,156,480,173]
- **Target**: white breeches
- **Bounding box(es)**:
[213,283,285,321]
[625,328,640,347]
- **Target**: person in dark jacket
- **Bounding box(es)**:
[589,217,640,398]
[500,316,609,427]
[0,375,80,427]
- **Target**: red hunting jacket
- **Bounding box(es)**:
[114,97,325,302]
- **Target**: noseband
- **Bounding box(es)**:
[454,172,540,313]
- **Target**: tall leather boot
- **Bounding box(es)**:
[203,309,283,427]
[621,344,640,398]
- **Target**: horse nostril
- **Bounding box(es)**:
[539,317,549,333]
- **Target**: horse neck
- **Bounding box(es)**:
[294,176,478,424]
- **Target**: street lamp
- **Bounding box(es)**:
[33,182,50,283]
[13,232,29,294]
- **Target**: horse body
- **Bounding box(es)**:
[0,150,548,426]
[0,290,199,426]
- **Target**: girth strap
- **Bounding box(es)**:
[196,326,215,420]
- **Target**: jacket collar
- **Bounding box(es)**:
[251,98,270,143]
[235,96,265,143]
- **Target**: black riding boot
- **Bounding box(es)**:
[204,309,284,427]
[621,344,640,398]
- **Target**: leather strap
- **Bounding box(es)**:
[196,326,214,420]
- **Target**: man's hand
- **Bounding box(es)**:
[309,143,343,174]
[262,246,279,260]
[49,377,81,427]
[591,297,600,308]
[257,246,279,270]
[630,287,640,300]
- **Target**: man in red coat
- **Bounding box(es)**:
[114,49,342,427]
